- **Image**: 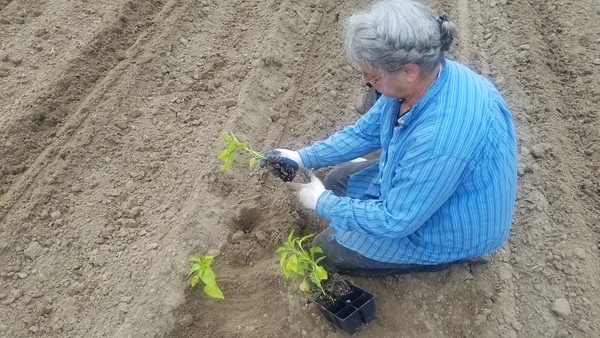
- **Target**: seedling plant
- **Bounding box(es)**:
[276,230,328,296]
[218,132,267,171]
[187,255,224,299]
[217,132,297,181]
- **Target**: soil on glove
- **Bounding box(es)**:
[1,0,599,337]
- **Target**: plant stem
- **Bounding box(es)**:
[240,144,267,160]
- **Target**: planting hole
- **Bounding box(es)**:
[230,207,262,232]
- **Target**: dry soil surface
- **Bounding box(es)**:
[1,0,599,337]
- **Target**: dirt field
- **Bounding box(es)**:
[1,0,599,337]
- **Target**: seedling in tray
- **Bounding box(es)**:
[217,132,296,181]
[276,231,377,335]
[276,230,328,295]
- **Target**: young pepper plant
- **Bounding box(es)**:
[187,255,224,299]
[217,132,267,171]
[276,230,328,296]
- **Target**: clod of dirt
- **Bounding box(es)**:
[551,298,572,319]
[272,162,296,182]
[314,272,353,307]
[178,314,194,327]
[23,242,44,260]
[231,230,246,244]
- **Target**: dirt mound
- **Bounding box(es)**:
[1,0,598,337]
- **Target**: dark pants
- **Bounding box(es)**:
[314,160,454,277]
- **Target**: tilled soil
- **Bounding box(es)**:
[1,0,599,337]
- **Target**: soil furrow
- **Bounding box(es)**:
[506,1,600,336]
[0,0,162,199]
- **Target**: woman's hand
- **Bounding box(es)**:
[259,149,303,181]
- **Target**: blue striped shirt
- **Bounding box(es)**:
[297,59,517,264]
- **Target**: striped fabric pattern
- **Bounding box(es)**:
[297,59,517,264]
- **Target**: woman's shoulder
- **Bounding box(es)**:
[444,59,498,94]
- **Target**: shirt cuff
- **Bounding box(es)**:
[297,147,320,169]
[315,190,337,219]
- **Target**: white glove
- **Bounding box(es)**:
[271,149,303,168]
[287,171,326,210]
[349,157,367,163]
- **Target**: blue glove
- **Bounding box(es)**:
[259,149,303,182]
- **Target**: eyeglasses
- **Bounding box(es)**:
[362,72,384,88]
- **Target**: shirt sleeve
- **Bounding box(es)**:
[297,98,387,169]
[315,155,468,238]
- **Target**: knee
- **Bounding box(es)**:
[323,166,348,196]
[312,228,335,248]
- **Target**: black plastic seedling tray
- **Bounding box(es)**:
[317,284,376,335]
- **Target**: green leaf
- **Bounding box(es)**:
[224,133,233,143]
[314,265,328,281]
[221,156,235,171]
[287,255,298,273]
[188,256,202,263]
[217,147,234,159]
[298,233,314,244]
[278,252,288,269]
[204,282,224,299]
[200,267,217,287]
[282,257,292,278]
[191,274,199,288]
[299,278,310,293]
[187,263,201,278]
[249,157,257,168]
[309,247,323,255]
[201,256,214,266]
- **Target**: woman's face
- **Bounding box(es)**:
[359,63,409,99]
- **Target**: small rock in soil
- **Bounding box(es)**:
[512,320,522,331]
[551,298,572,319]
[50,210,61,220]
[121,296,133,303]
[178,314,194,327]
[24,241,44,259]
[221,99,237,107]
[231,231,246,243]
[67,282,86,296]
[118,303,129,313]
[11,289,23,299]
[124,181,136,192]
[530,144,546,158]
[207,248,220,257]
[573,248,586,259]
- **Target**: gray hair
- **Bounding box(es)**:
[344,0,456,74]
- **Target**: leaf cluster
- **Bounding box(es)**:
[217,132,267,171]
[276,231,328,295]
[187,255,224,299]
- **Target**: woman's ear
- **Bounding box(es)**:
[402,63,420,82]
